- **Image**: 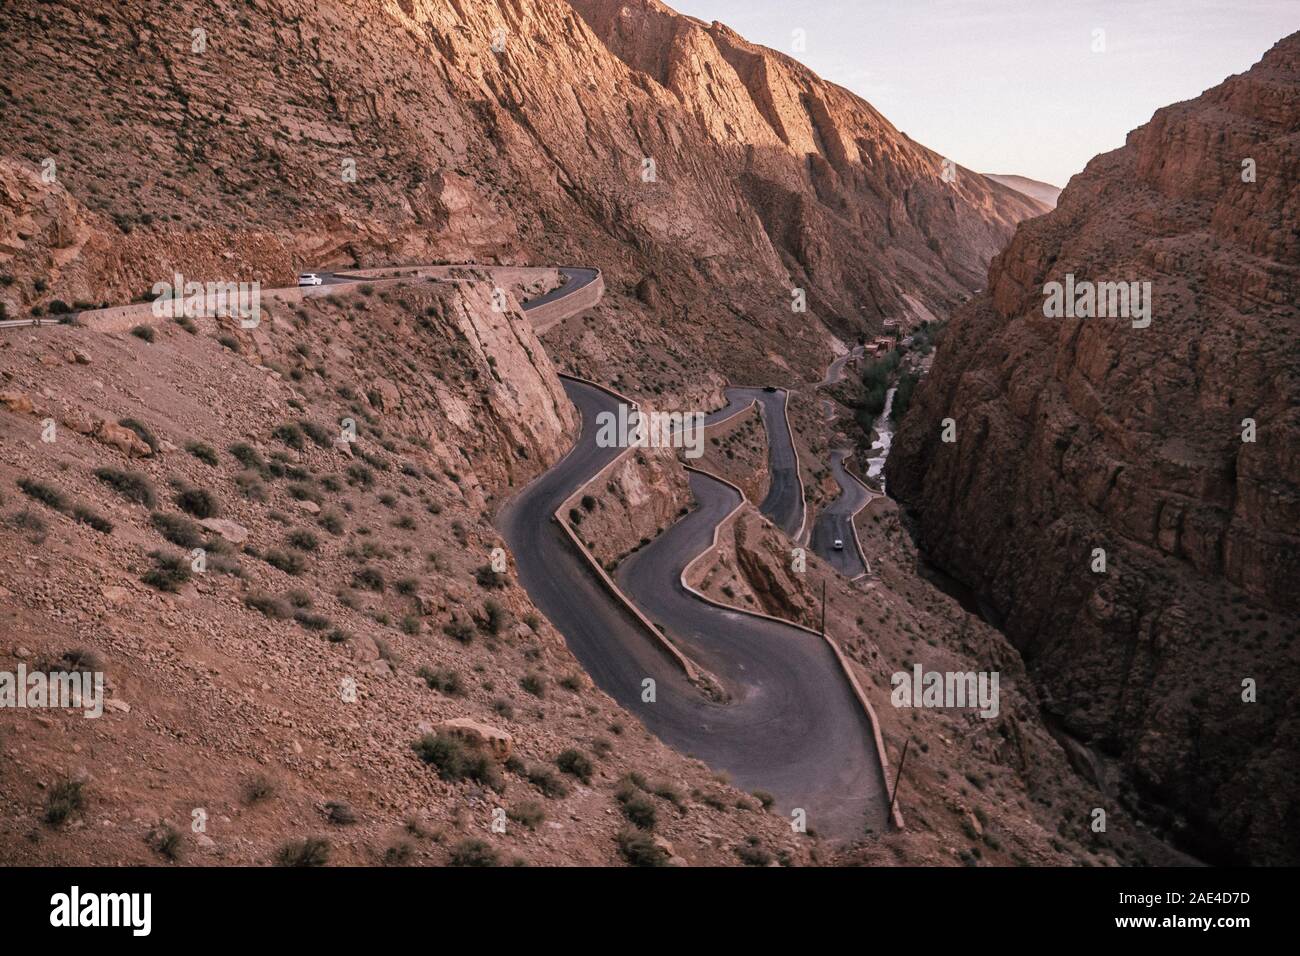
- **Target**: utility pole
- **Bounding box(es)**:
[889,738,911,822]
[820,579,827,636]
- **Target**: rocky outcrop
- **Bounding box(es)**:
[569,0,1046,321]
[571,445,692,569]
[435,717,513,762]
[888,34,1300,864]
[0,0,1042,384]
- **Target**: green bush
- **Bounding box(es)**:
[352,566,385,592]
[736,838,775,867]
[616,829,669,867]
[94,467,156,507]
[417,667,464,696]
[185,441,219,466]
[526,765,569,799]
[6,509,48,543]
[448,839,498,867]
[555,748,593,784]
[147,823,184,861]
[174,484,220,519]
[519,672,545,698]
[507,801,546,830]
[383,842,414,866]
[44,779,86,828]
[141,551,192,592]
[273,422,305,450]
[276,837,330,867]
[264,548,304,574]
[346,463,374,488]
[411,734,503,791]
[287,529,319,552]
[71,505,113,534]
[300,420,333,449]
[317,510,345,535]
[480,599,505,635]
[324,801,356,825]
[150,511,204,547]
[245,591,291,619]
[475,565,507,589]
[443,620,474,644]
[286,481,322,504]
[891,370,921,423]
[243,774,276,804]
[130,324,156,342]
[294,611,331,631]
[229,442,267,472]
[619,792,657,830]
[17,477,67,511]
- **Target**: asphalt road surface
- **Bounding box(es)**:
[312,266,600,303]
[809,450,875,578]
[815,345,863,389]
[498,379,888,840]
[522,267,600,309]
[699,387,804,539]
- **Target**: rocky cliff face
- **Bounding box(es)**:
[569,0,1044,319]
[0,0,1042,386]
[888,34,1300,864]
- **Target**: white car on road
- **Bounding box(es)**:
[833,538,844,550]
[297,273,323,287]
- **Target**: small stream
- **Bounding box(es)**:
[865,386,897,489]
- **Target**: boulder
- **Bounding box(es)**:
[61,407,96,435]
[349,634,380,662]
[101,585,131,606]
[0,390,34,414]
[93,419,152,457]
[199,518,250,545]
[436,717,512,762]
[371,378,402,413]
[414,589,446,616]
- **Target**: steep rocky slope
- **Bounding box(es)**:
[0,279,818,866]
[984,174,1062,210]
[888,34,1300,865]
[0,0,1148,867]
[0,0,1041,389]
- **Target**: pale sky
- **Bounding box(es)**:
[666,0,1297,187]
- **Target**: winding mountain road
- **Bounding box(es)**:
[23,259,892,841]
[697,387,805,540]
[809,450,875,578]
[43,264,604,335]
[808,346,877,575]
[499,379,889,840]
